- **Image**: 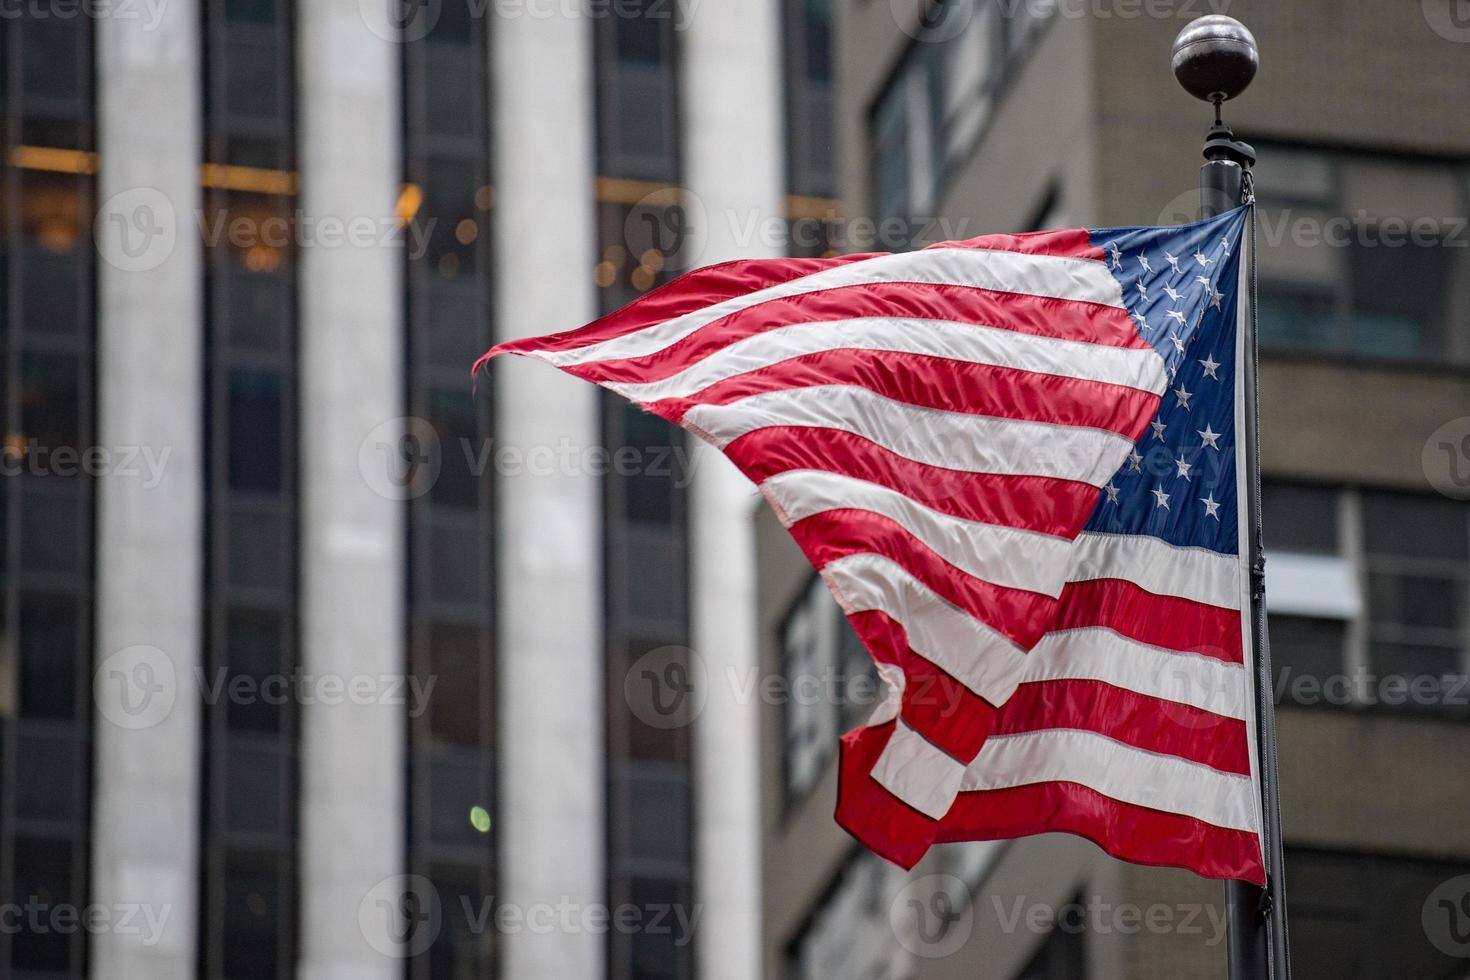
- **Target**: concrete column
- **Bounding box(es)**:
[682,2,785,977]
[90,4,204,978]
[491,10,604,980]
[295,3,405,977]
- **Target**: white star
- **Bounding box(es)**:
[1199,353,1220,379]
[1107,241,1122,269]
[1104,482,1120,504]
[1174,453,1193,481]
[1166,309,1188,326]
[1162,284,1183,302]
[1168,332,1186,353]
[1138,255,1152,274]
[1151,419,1167,441]
[1198,424,1221,450]
[1200,493,1222,520]
[1151,487,1171,510]
[1220,236,1231,256]
[1136,281,1149,301]
[1173,384,1193,411]
[1195,274,1211,288]
[1131,311,1149,331]
[1127,449,1143,472]
[1164,251,1181,274]
[1194,249,1214,268]
[1209,288,1224,310]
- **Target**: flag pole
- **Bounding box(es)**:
[1172,17,1291,980]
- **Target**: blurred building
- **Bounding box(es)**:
[761,1,1470,978]
[0,0,806,978]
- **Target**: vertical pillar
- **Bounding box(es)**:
[682,1,785,976]
[295,2,405,976]
[91,3,204,978]
[491,9,605,980]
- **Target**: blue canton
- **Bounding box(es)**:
[1084,207,1248,557]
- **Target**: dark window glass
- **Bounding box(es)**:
[20,351,81,458]
[1262,483,1339,555]
[428,863,493,978]
[1362,492,1468,561]
[1287,850,1470,979]
[1348,236,1448,360]
[12,837,76,972]
[1269,615,1348,705]
[227,367,284,493]
[225,610,285,732]
[1258,284,1338,352]
[221,852,281,980]
[429,387,480,509]
[18,593,78,719]
[428,625,483,747]
[1016,903,1087,980]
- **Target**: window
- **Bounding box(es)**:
[787,851,912,980]
[0,9,97,977]
[403,6,497,978]
[200,2,300,976]
[594,7,696,979]
[779,574,877,808]
[1015,894,1087,980]
[1253,145,1470,365]
[1286,849,1470,979]
[1264,483,1470,717]
[868,0,1049,228]
[593,0,680,183]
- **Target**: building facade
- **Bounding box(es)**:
[762,1,1470,978]
[0,0,800,978]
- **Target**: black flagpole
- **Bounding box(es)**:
[1172,16,1291,980]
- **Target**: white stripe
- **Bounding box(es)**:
[762,469,1074,597]
[604,316,1167,403]
[1069,532,1240,608]
[1021,627,1247,719]
[960,728,1259,832]
[540,247,1126,367]
[871,719,967,819]
[819,553,1028,704]
[686,386,1135,486]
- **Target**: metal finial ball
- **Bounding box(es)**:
[1172,15,1258,103]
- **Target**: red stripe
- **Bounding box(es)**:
[1054,578,1243,663]
[477,252,876,366]
[994,679,1250,775]
[723,427,1101,536]
[642,349,1161,440]
[935,227,1105,262]
[846,610,996,763]
[558,282,1148,385]
[788,509,1058,649]
[835,718,942,871]
[939,781,1265,885]
[477,226,1112,373]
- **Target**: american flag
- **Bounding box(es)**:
[477,206,1265,885]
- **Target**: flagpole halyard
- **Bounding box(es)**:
[1173,16,1292,980]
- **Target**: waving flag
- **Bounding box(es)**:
[477,206,1264,885]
